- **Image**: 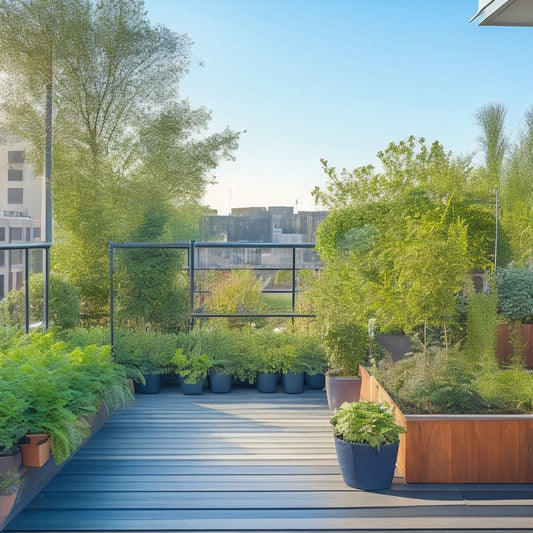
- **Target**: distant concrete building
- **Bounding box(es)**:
[0,147,44,299]
[202,206,327,244]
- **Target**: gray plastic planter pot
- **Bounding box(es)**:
[334,436,399,490]
[256,372,279,393]
[134,373,162,394]
[306,372,325,390]
[178,376,204,395]
[281,372,305,394]
[209,369,232,394]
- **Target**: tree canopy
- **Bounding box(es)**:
[311,136,496,333]
[0,0,240,317]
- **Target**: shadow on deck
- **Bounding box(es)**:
[5,385,533,532]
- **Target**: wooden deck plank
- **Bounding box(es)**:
[5,386,533,532]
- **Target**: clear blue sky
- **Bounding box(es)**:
[144,0,533,215]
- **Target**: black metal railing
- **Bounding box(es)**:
[0,242,52,333]
[109,241,322,344]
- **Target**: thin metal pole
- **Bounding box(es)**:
[291,247,296,329]
[24,248,29,333]
[109,242,114,347]
[43,247,49,329]
[189,240,195,329]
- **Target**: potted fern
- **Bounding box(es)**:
[331,401,406,490]
[172,349,211,395]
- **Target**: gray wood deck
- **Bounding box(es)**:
[5,385,533,532]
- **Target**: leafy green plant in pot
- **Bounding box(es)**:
[250,331,286,393]
[113,328,177,393]
[295,332,327,389]
[280,343,307,394]
[331,401,406,490]
[0,467,21,529]
[324,321,368,409]
[172,349,211,395]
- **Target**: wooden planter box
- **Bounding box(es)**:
[496,323,533,368]
[358,365,533,483]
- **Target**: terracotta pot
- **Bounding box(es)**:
[0,492,18,528]
[20,434,50,467]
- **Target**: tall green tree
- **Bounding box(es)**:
[499,107,533,266]
[476,103,507,190]
[1,0,240,317]
[311,136,496,333]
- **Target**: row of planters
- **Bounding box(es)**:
[0,327,134,528]
[128,327,327,395]
[58,326,328,395]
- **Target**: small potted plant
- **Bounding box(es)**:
[281,343,307,394]
[113,329,177,394]
[172,349,211,395]
[324,321,368,409]
[296,333,327,389]
[330,401,406,490]
[249,331,285,393]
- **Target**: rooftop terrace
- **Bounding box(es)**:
[4,385,533,532]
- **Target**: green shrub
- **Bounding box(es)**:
[113,328,177,374]
[495,267,533,322]
[323,321,367,377]
[0,273,80,329]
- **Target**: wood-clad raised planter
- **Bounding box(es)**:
[496,323,533,368]
[358,365,533,483]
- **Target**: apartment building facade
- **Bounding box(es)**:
[0,147,44,299]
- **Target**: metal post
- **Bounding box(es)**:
[24,248,29,333]
[291,247,296,329]
[109,242,114,348]
[43,247,49,329]
[189,240,195,329]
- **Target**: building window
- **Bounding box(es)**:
[8,188,23,204]
[33,227,41,240]
[26,228,31,241]
[0,227,5,241]
[8,151,25,164]
[0,274,4,299]
[0,251,4,267]
[11,250,23,265]
[9,227,23,241]
[8,169,23,181]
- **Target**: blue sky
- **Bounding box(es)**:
[144,0,533,215]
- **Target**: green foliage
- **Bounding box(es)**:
[323,322,367,377]
[176,328,256,383]
[464,289,498,366]
[204,270,266,329]
[330,401,406,450]
[171,349,211,384]
[295,331,327,376]
[311,136,497,334]
[0,273,80,329]
[0,0,240,318]
[113,328,177,374]
[0,388,27,451]
[0,331,133,463]
[116,205,189,334]
[0,467,21,496]
[495,267,533,322]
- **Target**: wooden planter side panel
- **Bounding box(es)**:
[358,365,533,483]
[496,324,533,368]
